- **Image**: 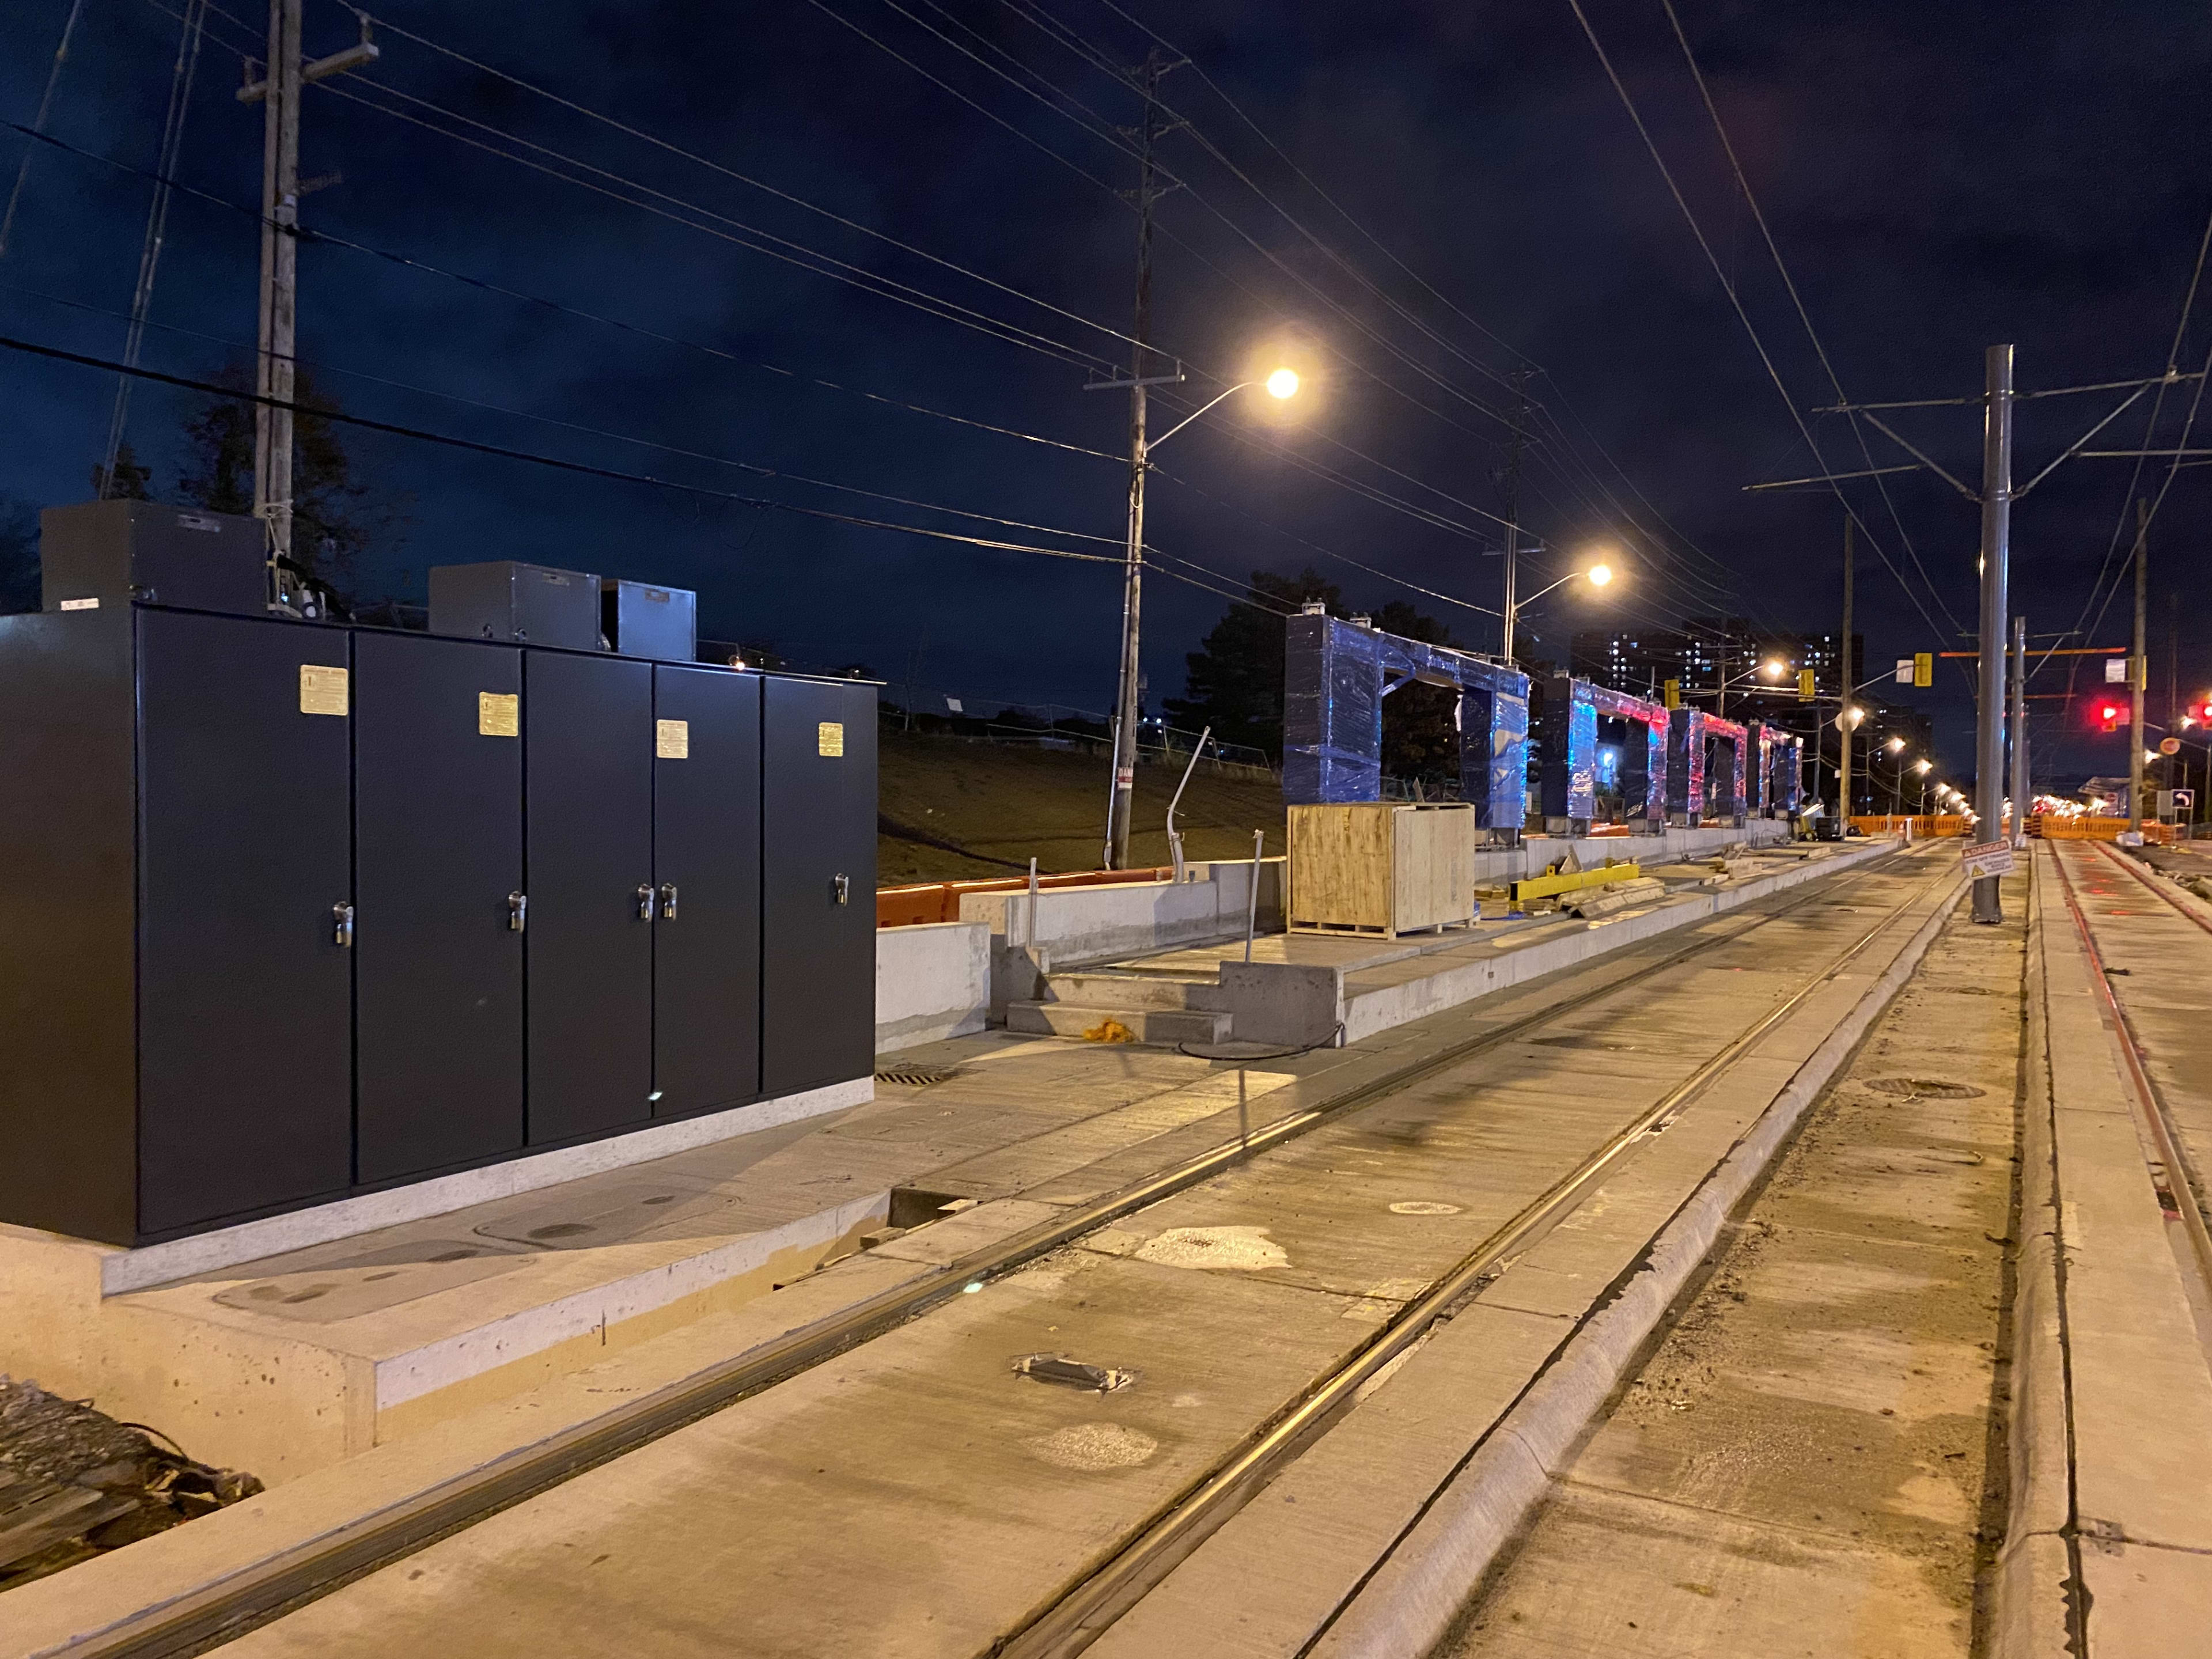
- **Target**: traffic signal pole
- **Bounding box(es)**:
[2130,497,2149,835]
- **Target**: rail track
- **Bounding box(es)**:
[2054,842,2212,1293]
[71,846,1944,1659]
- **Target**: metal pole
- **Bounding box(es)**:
[1839,513,1854,825]
[1499,368,1528,663]
[252,0,301,607]
[1973,344,2014,922]
[1242,829,1263,965]
[2129,497,2148,834]
[2010,614,2028,846]
[1106,49,1169,870]
[1165,725,1211,884]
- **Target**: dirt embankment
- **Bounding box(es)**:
[877,730,1288,884]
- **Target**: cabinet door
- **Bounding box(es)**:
[137,610,353,1233]
[652,667,760,1116]
[355,632,525,1182]
[761,677,876,1096]
[525,650,654,1143]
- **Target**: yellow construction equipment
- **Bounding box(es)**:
[1509,859,1643,903]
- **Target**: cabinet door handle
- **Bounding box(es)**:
[832,873,850,906]
[332,903,354,948]
[637,882,656,921]
[659,881,679,921]
[509,891,528,932]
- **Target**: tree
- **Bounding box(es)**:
[178,362,406,608]
[1163,566,1342,759]
[90,442,152,501]
[0,497,37,615]
[1374,599,1461,790]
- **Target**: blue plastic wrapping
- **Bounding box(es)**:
[1585,684,1667,827]
[1705,713,1749,820]
[1537,676,1599,823]
[1667,707,1703,819]
[1283,616,1529,825]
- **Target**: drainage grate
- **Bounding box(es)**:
[874,1061,966,1088]
[1865,1077,1986,1100]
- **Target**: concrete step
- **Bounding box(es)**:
[1042,971,1218,1011]
[1005,1001,1233,1046]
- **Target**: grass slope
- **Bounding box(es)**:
[877,730,1288,884]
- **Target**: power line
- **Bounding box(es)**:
[0,0,86,261]
[5,115,1124,465]
[1659,0,1961,641]
[1565,0,1959,657]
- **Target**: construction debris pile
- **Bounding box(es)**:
[0,1375,263,1588]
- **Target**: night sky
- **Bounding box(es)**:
[4,0,2209,789]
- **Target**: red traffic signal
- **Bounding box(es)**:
[2100,703,2120,733]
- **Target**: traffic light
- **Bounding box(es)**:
[2100,703,2121,733]
[1663,679,1680,710]
[1913,652,1933,688]
[1797,668,1816,702]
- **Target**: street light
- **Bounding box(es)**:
[1503,558,1616,665]
[1093,363,1301,868]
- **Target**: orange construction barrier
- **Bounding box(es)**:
[2028,815,2173,844]
[877,865,1177,928]
[1849,815,1973,838]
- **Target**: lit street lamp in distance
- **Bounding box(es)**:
[1503,552,1618,665]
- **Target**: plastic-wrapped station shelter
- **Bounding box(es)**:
[1281,608,1528,827]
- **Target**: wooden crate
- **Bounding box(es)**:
[1287,802,1477,936]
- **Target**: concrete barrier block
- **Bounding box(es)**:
[874,921,990,1053]
[1213,961,1344,1047]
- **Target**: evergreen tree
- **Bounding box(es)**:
[1162,566,1342,759]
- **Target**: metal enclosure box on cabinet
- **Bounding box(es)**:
[1287,802,1476,937]
[762,676,877,1095]
[429,560,601,649]
[602,578,698,662]
[40,499,267,618]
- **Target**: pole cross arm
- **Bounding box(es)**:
[1859,412,1980,503]
[240,40,377,103]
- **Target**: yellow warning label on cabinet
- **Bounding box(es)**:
[656,718,690,759]
[817,721,844,757]
[298,665,349,716]
[479,691,520,737]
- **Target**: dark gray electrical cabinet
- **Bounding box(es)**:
[763,676,877,1097]
[653,665,762,1116]
[429,561,601,650]
[603,578,697,662]
[354,632,528,1183]
[525,650,656,1145]
[41,499,267,618]
[0,582,874,1247]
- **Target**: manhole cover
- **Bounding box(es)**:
[874,1062,966,1088]
[1865,1077,1986,1100]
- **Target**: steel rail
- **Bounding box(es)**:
[2054,844,2212,1295]
[69,847,1911,1659]
[994,854,1953,1658]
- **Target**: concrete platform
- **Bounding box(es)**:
[0,1046,1301,1487]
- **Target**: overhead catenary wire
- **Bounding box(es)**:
[1659,0,1961,642]
[1565,0,1960,660]
[0,0,87,261]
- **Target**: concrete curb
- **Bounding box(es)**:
[1312,870,1965,1659]
[1986,849,2082,1659]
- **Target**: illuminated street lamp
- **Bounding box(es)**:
[1094,360,1302,867]
[1503,557,1616,666]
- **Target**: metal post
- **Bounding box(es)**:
[1165,725,1211,884]
[1973,344,2014,923]
[1242,829,1263,965]
[1839,513,1854,825]
[2010,615,2028,847]
[1105,49,1172,870]
[1499,371,1528,664]
[252,0,301,606]
[2129,497,2148,834]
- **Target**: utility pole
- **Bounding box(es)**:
[1499,369,1529,664]
[1103,48,1178,870]
[1972,344,2013,924]
[239,3,375,610]
[1839,513,1854,823]
[2129,497,2149,834]
[2010,615,2028,847]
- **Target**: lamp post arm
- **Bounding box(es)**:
[1149,382,1252,450]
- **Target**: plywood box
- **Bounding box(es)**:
[1288,802,1477,936]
